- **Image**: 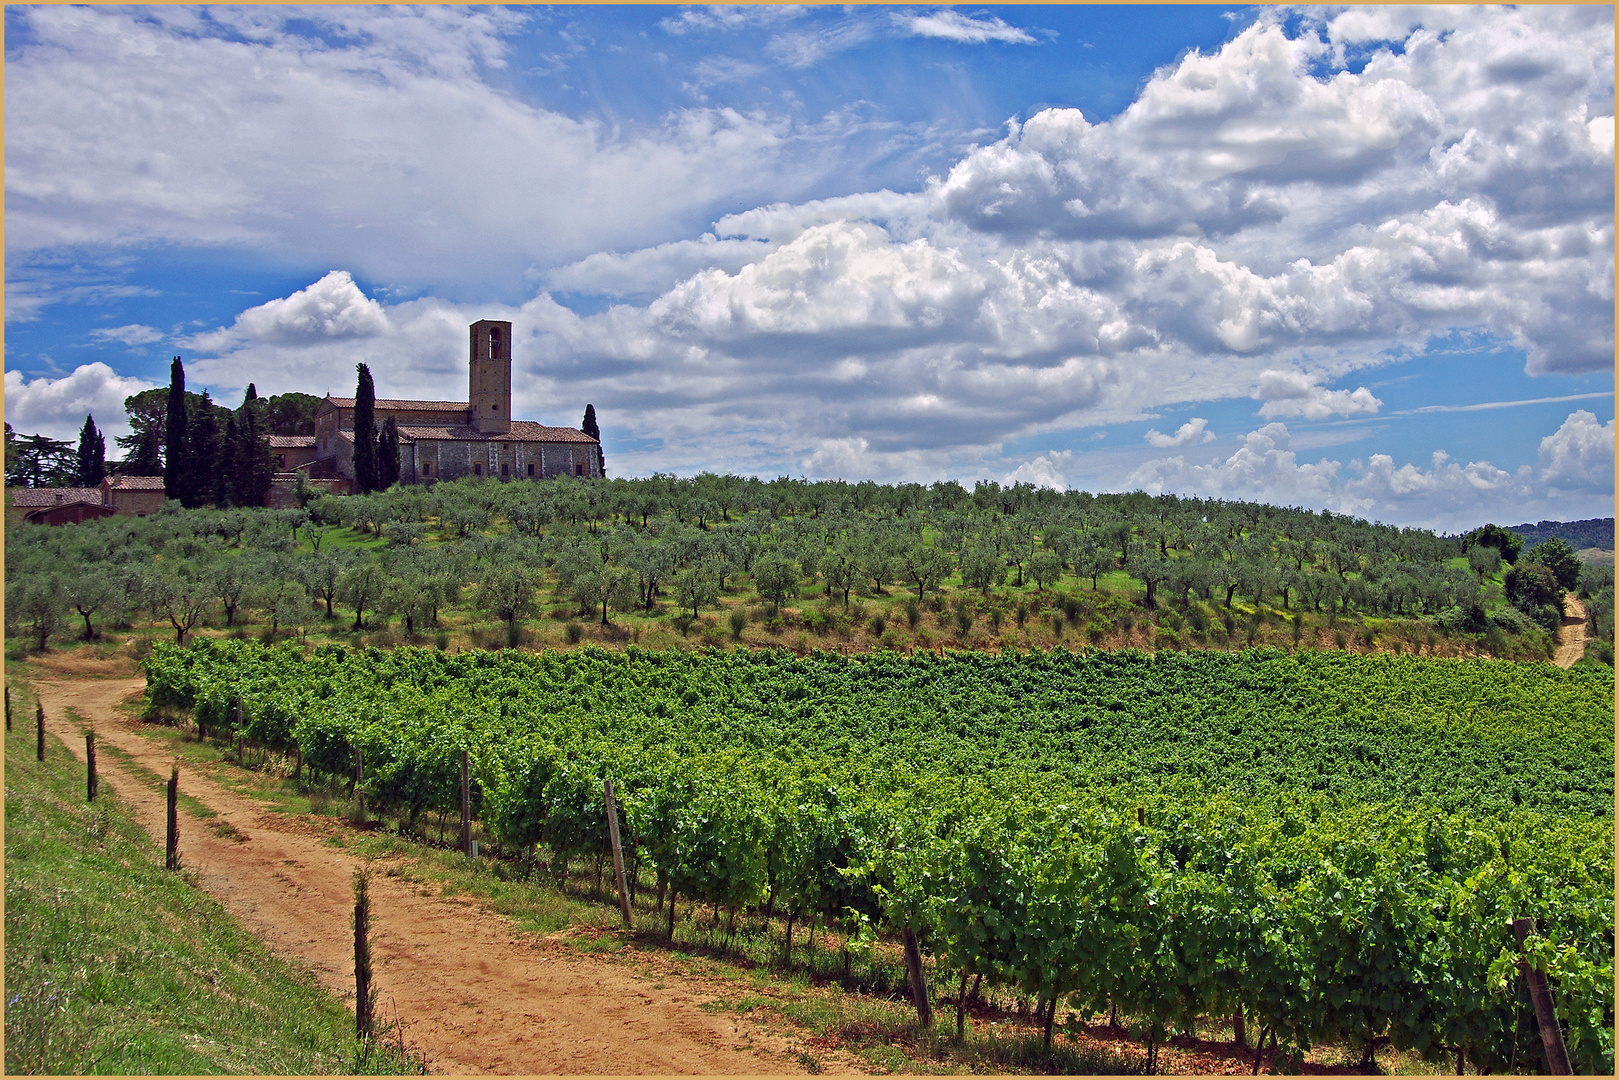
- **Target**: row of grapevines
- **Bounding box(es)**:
[142,640,1614,1071]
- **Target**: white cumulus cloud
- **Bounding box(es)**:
[1254,369,1382,419]
[1144,417,1214,448]
[1125,416,1609,532]
[1129,423,1345,509]
[1537,409,1616,492]
[4,362,156,442]
[1003,451,1073,491]
[187,271,390,353]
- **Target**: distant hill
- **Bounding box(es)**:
[1507,518,1614,551]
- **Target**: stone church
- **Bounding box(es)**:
[308,320,603,485]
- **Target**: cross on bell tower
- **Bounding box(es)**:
[469,320,512,435]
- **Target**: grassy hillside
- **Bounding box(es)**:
[2,684,418,1075]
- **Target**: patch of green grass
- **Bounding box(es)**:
[3,713,419,1075]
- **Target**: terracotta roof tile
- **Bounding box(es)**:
[508,421,598,444]
[268,435,317,448]
[10,487,104,507]
[106,475,167,490]
[324,396,469,412]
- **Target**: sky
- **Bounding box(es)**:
[4,4,1614,533]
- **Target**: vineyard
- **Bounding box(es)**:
[145,639,1615,1073]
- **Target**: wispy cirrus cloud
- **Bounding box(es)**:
[88,323,165,346]
[899,10,1038,45]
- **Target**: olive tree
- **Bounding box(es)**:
[478,561,538,641]
[752,553,802,610]
[6,575,66,651]
[673,564,721,619]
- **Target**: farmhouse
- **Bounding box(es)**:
[6,475,165,526]
[308,320,602,486]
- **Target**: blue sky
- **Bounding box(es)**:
[5,5,1613,531]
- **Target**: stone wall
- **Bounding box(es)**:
[266,474,351,509]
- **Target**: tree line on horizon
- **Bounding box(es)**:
[4,356,323,493]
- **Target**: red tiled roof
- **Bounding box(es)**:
[395,422,597,444]
[106,475,166,490]
[324,396,470,412]
[268,435,317,448]
[10,487,104,507]
[509,421,598,444]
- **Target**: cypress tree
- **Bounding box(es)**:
[74,414,106,488]
[353,364,377,494]
[582,403,605,476]
[231,385,273,507]
[376,416,400,490]
[184,392,224,508]
[223,413,241,504]
[163,357,188,502]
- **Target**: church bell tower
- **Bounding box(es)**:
[469,320,512,435]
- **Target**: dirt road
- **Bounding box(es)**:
[1553,595,1589,669]
[28,673,817,1075]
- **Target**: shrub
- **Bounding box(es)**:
[869,614,887,636]
[729,609,747,640]
[905,600,921,630]
[1488,605,1539,635]
[564,622,583,644]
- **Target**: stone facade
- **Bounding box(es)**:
[265,473,350,508]
[268,434,318,472]
[103,475,166,516]
[310,320,603,487]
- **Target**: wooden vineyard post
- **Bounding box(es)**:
[353,868,374,1039]
[165,762,180,870]
[354,748,365,824]
[1513,917,1572,1074]
[235,697,244,763]
[36,701,45,761]
[5,685,11,730]
[460,750,472,855]
[604,778,632,929]
[86,731,98,801]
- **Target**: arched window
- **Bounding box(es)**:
[488,326,501,358]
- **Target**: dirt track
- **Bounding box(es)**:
[1553,595,1589,668]
[28,673,818,1075]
